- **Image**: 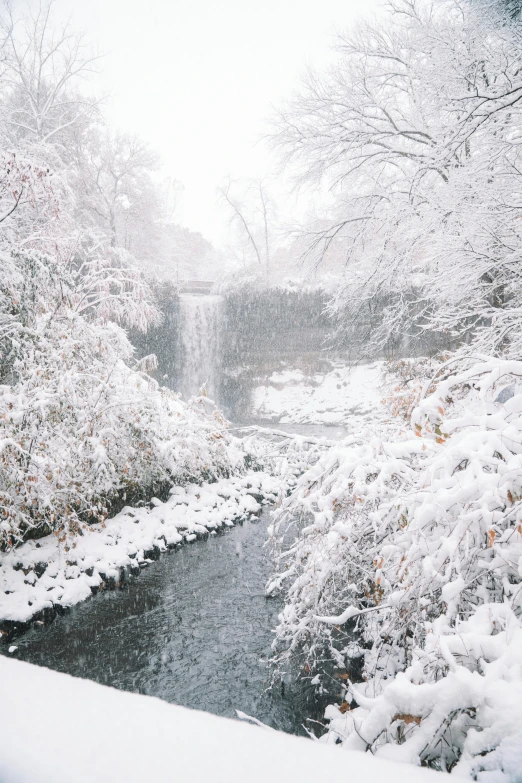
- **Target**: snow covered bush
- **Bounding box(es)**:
[268,358,522,777]
[381,358,443,422]
[0,245,244,549]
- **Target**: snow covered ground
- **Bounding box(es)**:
[0,656,447,783]
[0,472,280,631]
[252,362,388,429]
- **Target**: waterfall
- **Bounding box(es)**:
[178,294,222,402]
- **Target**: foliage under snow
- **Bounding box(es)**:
[268,358,522,778]
[0,247,246,549]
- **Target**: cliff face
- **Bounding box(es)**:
[129,285,452,418]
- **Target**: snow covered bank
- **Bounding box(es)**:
[252,362,388,430]
[0,471,280,634]
[0,656,446,783]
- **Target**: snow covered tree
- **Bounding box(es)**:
[273,0,522,358]
[219,178,277,277]
[0,0,99,150]
[0,2,244,551]
[74,128,160,253]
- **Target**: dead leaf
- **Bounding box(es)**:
[393,713,421,725]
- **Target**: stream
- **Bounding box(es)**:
[6,509,306,730]
[3,422,345,733]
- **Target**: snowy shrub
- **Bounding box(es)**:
[381,358,443,422]
[0,248,244,549]
[241,424,336,491]
[268,358,522,777]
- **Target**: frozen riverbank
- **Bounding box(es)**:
[0,656,447,783]
[252,362,389,431]
[0,471,280,635]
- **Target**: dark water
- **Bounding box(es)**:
[4,508,309,733]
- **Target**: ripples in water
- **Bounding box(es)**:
[4,510,309,734]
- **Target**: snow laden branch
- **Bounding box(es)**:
[268,359,522,778]
[0,0,100,145]
[272,0,522,359]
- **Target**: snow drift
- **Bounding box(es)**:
[0,656,446,783]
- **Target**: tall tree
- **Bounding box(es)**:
[75,128,160,253]
[0,0,99,150]
[273,0,522,358]
[218,177,276,277]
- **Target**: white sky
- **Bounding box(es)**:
[58,0,379,246]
